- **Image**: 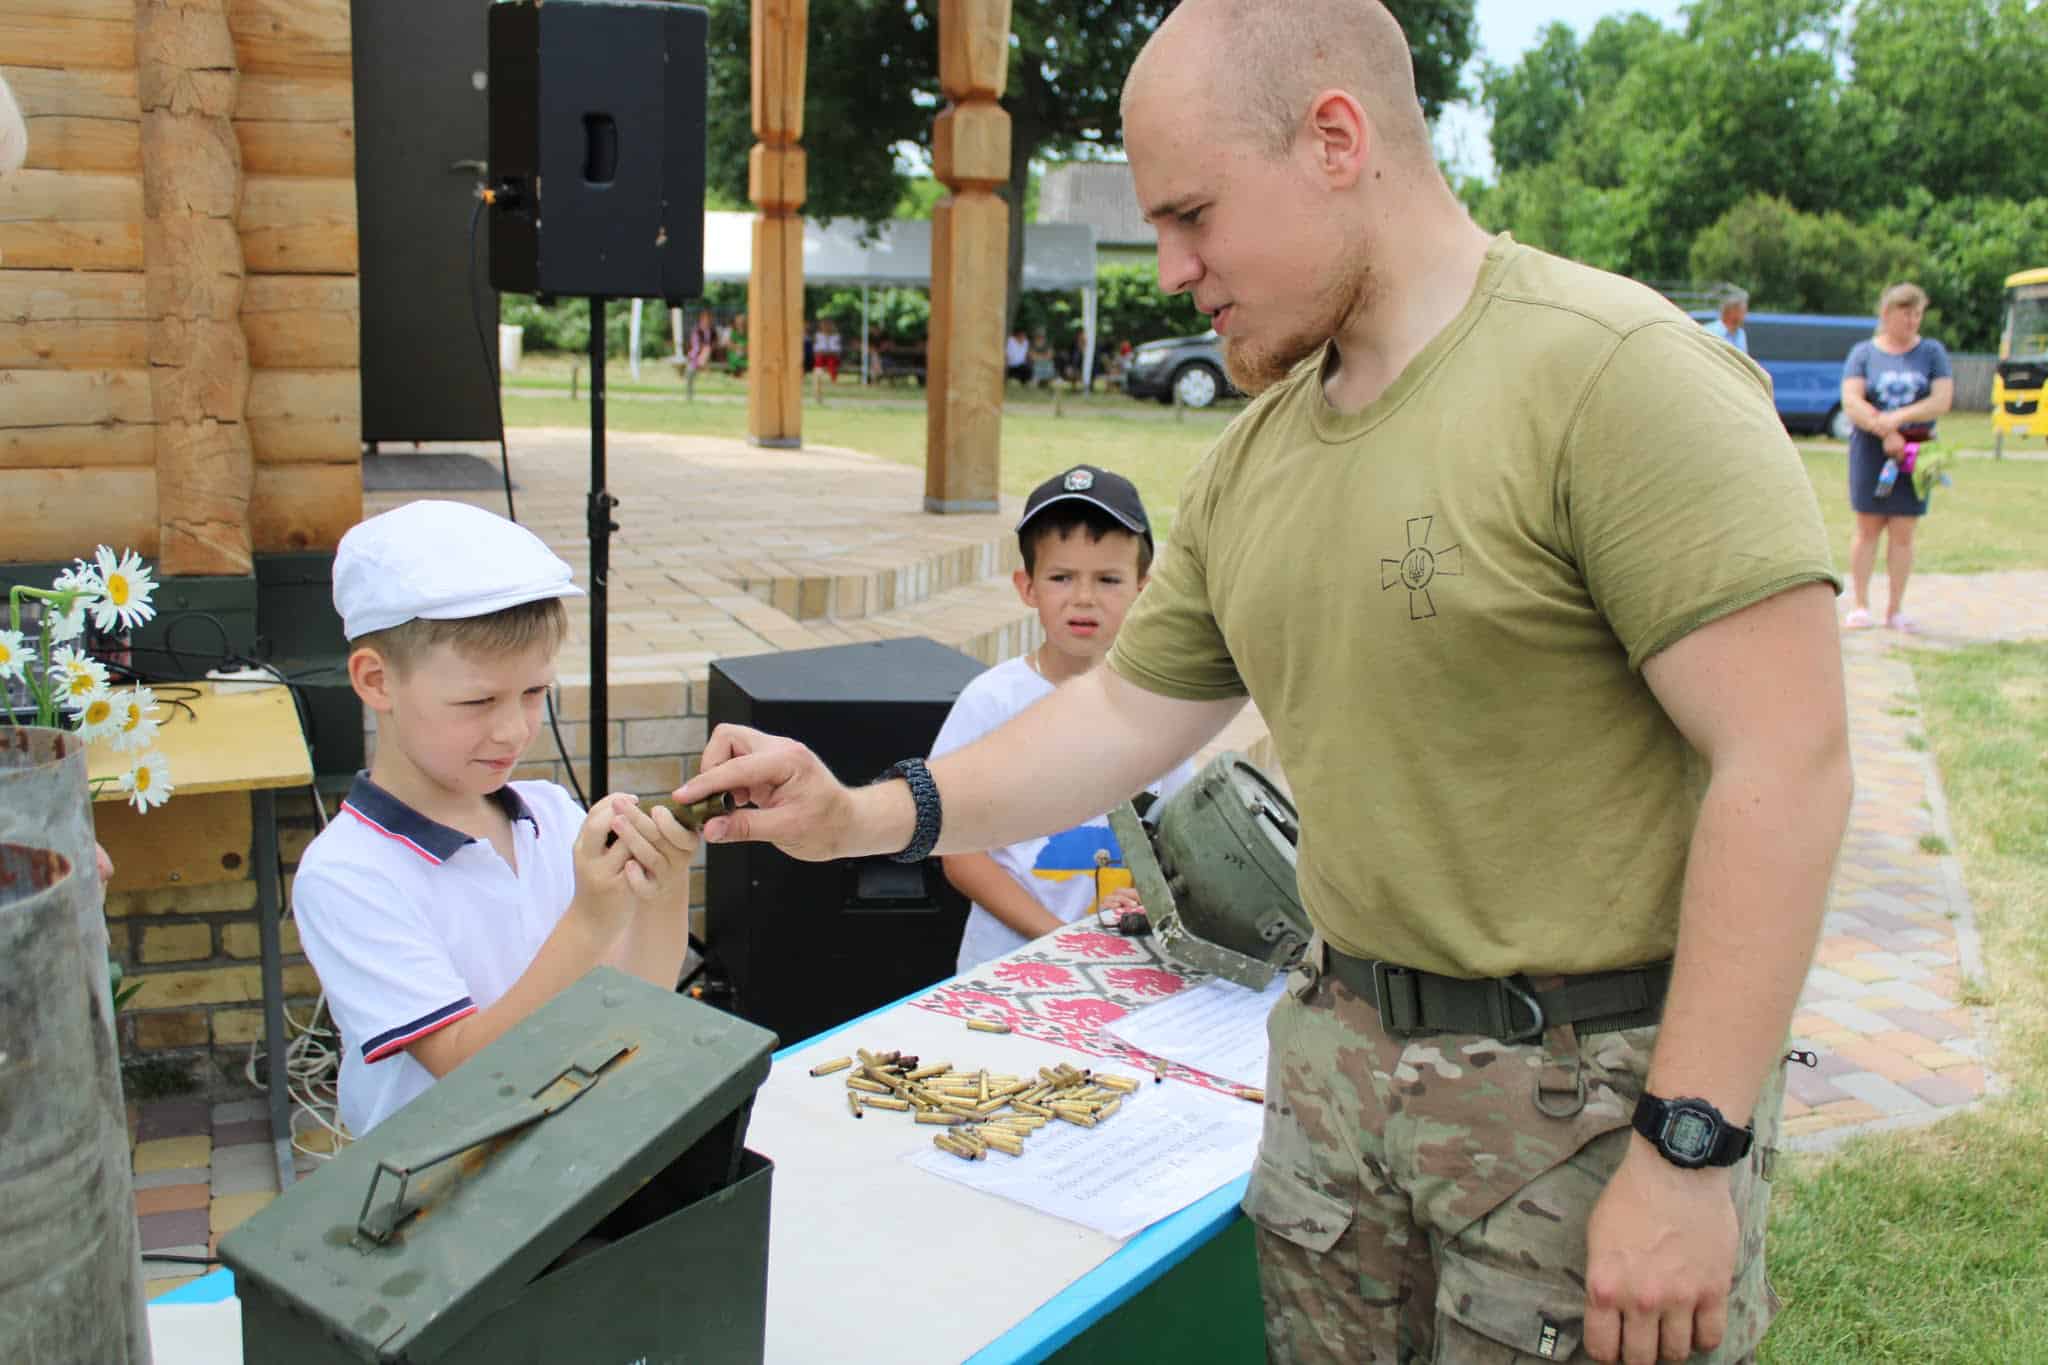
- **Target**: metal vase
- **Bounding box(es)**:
[0,727,109,971]
[0,841,152,1363]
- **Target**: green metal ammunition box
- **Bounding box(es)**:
[218,968,776,1363]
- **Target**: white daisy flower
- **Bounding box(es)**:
[120,751,173,812]
[72,685,122,742]
[47,565,94,644]
[49,646,110,710]
[111,685,161,752]
[0,628,24,682]
[88,546,157,632]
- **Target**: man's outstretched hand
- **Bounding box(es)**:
[674,723,910,863]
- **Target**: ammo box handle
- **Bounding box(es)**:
[356,1041,630,1245]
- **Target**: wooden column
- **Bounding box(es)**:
[747,0,805,449]
[136,0,254,575]
[924,0,1010,514]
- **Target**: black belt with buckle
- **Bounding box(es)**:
[1322,948,1670,1043]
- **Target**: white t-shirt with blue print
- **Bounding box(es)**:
[933,657,1196,973]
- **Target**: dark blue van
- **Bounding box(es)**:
[1690,311,1873,440]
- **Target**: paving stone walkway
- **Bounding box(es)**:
[1783,570,2048,1147]
[130,567,2048,1293]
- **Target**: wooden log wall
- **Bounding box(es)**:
[0,0,360,566]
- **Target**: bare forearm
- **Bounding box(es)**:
[943,853,1064,940]
[846,669,1241,859]
[1647,748,1852,1121]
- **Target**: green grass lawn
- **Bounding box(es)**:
[1796,442,2048,573]
[1762,641,2048,1364]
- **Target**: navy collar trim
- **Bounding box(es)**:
[339,774,538,866]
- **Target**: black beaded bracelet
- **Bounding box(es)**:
[876,757,942,863]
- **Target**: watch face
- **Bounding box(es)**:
[1668,1109,1715,1159]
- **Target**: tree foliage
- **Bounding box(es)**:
[705,1,1478,323]
[1467,0,2048,345]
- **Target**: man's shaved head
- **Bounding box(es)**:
[1125,0,1432,164]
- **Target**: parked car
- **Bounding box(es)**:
[1690,310,1873,440]
[1123,330,1237,408]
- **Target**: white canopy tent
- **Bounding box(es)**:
[631,211,1102,387]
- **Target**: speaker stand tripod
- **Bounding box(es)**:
[586,295,618,795]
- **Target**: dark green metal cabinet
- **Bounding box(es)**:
[219,969,776,1363]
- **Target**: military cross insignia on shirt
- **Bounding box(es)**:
[1380,515,1463,620]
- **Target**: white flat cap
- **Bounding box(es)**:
[334,500,584,639]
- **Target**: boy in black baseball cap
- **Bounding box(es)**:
[930,465,1194,971]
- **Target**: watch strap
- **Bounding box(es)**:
[876,757,942,864]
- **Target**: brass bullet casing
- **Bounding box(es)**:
[1054,1109,1098,1128]
[935,1134,978,1160]
[982,1132,1025,1157]
[1097,1097,1122,1119]
[848,1092,864,1119]
[1013,1101,1054,1118]
[809,1057,853,1077]
[915,1111,965,1126]
[940,1103,985,1122]
[846,1077,892,1095]
[604,792,735,847]
[906,1063,952,1082]
[1095,1074,1139,1093]
[965,1018,1011,1034]
[1233,1087,1265,1103]
[863,1096,913,1112]
[979,1070,990,1105]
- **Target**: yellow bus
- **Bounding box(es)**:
[1993,266,2048,457]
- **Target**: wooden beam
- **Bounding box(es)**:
[234,74,350,124]
[239,175,355,274]
[747,0,807,450]
[242,275,357,369]
[0,66,138,120]
[227,0,350,79]
[924,0,1011,514]
[0,269,147,322]
[0,0,134,17]
[0,168,143,223]
[2,467,160,559]
[252,459,358,552]
[0,19,136,71]
[0,220,143,270]
[0,368,155,426]
[0,423,156,470]
[139,0,256,578]
[0,319,149,369]
[247,365,360,465]
[21,114,142,173]
[236,118,352,178]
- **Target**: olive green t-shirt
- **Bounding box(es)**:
[1109,236,1838,978]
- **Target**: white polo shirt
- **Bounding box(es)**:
[293,774,585,1136]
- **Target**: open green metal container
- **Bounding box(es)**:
[219,968,777,1363]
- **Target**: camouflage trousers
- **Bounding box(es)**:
[1243,951,1784,1364]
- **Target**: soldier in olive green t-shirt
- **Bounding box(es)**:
[682,3,1854,1361]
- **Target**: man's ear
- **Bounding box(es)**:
[348,645,397,714]
[1302,89,1369,189]
[1012,567,1037,607]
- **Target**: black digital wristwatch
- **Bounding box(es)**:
[1631,1092,1754,1169]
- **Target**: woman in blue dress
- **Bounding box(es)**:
[1839,283,1954,631]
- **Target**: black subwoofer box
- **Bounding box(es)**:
[706,638,987,1046]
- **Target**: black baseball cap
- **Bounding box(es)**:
[1016,465,1153,549]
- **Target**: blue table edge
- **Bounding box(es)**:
[155,977,1256,1365]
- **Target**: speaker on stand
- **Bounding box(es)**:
[484,0,707,793]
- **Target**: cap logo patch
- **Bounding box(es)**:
[1063,469,1094,491]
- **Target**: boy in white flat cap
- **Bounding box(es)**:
[293,500,697,1136]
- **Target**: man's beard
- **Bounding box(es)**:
[1220,254,1377,396]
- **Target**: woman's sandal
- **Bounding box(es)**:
[1886,612,1918,633]
[1843,607,1876,630]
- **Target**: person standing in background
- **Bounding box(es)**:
[1839,282,1953,632]
[1703,287,1749,353]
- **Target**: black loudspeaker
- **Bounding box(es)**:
[706,638,988,1047]
[487,0,707,302]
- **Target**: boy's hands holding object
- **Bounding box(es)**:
[571,793,696,931]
